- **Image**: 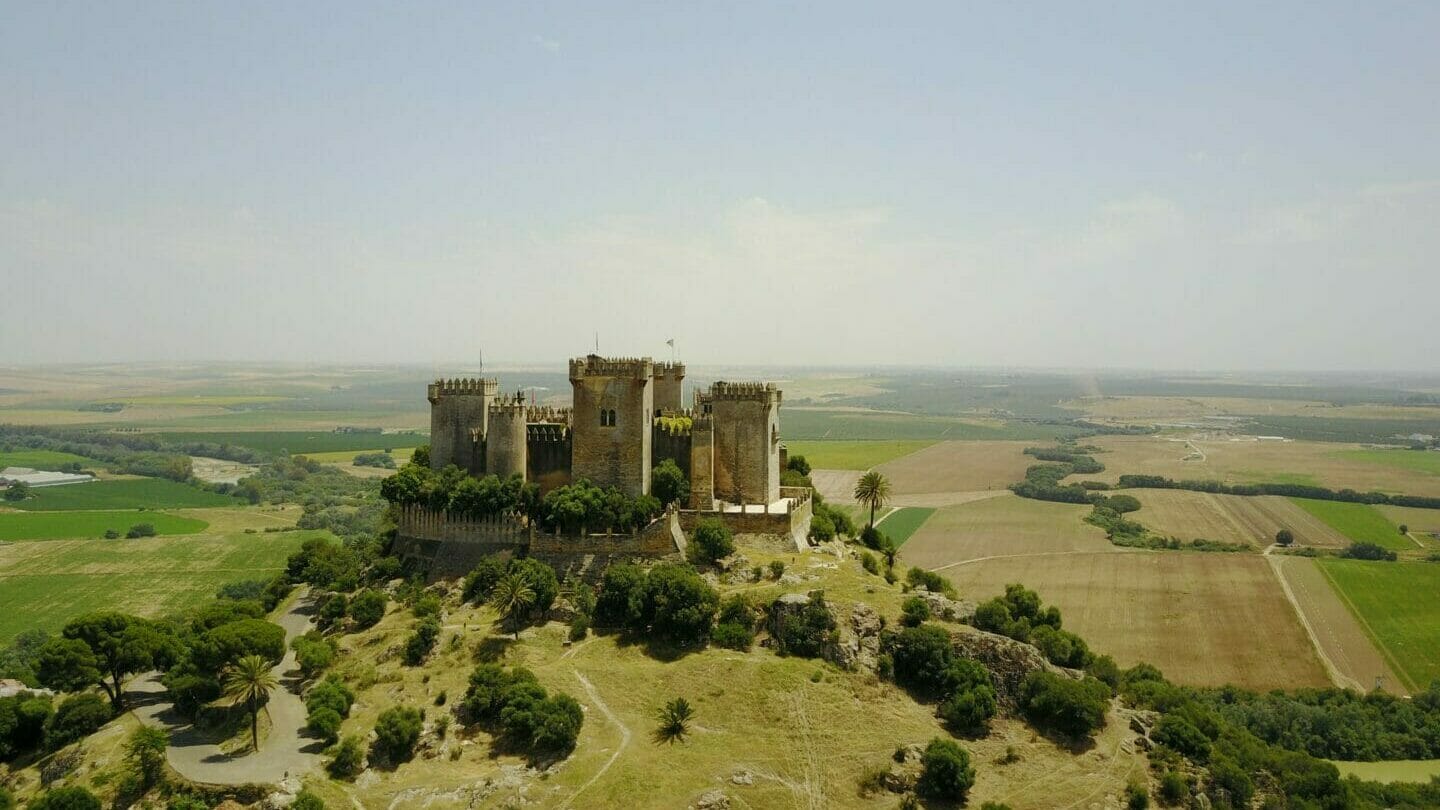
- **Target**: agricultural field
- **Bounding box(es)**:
[1129,490,1348,548]
[1076,435,1440,498]
[301,447,415,464]
[1316,559,1440,692]
[1377,504,1440,535]
[5,478,238,511]
[782,440,933,471]
[1061,394,1440,425]
[0,530,316,641]
[1289,498,1410,551]
[155,430,424,455]
[0,510,209,541]
[1329,759,1440,784]
[899,496,1113,570]
[944,552,1332,691]
[0,448,98,469]
[781,408,1079,442]
[874,440,1035,497]
[1267,555,1406,694]
[874,507,934,547]
[1338,447,1440,476]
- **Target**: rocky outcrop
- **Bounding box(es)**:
[827,602,883,672]
[911,588,976,623]
[950,626,1078,707]
[691,789,731,809]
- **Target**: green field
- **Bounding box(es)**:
[781,409,1080,441]
[7,478,238,511]
[784,440,933,470]
[876,507,936,547]
[1339,448,1440,477]
[1289,498,1411,551]
[0,511,209,541]
[302,447,415,464]
[0,530,319,642]
[156,430,424,454]
[0,449,99,470]
[1329,759,1440,784]
[1317,559,1440,692]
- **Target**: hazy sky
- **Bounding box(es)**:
[4,2,1438,370]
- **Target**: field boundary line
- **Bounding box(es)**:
[1263,553,1365,692]
[1314,561,1420,693]
[927,548,1135,573]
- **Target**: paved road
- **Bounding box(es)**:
[130,592,324,785]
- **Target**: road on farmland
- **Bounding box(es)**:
[129,590,323,785]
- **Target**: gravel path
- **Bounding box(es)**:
[130,591,324,785]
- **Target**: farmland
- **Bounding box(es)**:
[874,440,1035,497]
[1289,498,1409,551]
[1129,490,1348,548]
[5,478,237,511]
[0,449,98,469]
[874,507,934,547]
[1329,759,1440,784]
[155,429,424,455]
[0,510,209,541]
[782,440,932,470]
[1338,447,1440,477]
[0,530,316,641]
[781,408,1079,441]
[899,496,1113,570]
[943,552,1332,690]
[1316,559,1440,692]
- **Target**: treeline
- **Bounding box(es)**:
[1199,683,1440,761]
[1116,475,1440,511]
[1009,445,1106,504]
[0,425,270,478]
[235,455,384,539]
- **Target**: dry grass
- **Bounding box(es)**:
[943,552,1332,690]
[874,441,1034,497]
[899,495,1114,571]
[1130,490,1348,548]
[1061,395,1440,423]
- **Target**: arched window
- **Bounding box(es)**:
[608,409,617,426]
[599,408,617,427]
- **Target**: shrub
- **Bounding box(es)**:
[27,787,100,810]
[348,590,388,629]
[773,592,836,658]
[1340,542,1397,561]
[45,693,111,749]
[1019,672,1110,738]
[860,526,883,549]
[939,683,998,735]
[651,459,689,506]
[860,552,879,575]
[787,455,811,476]
[1086,654,1121,689]
[769,560,786,580]
[291,790,325,810]
[307,707,343,744]
[1125,779,1150,810]
[292,634,336,678]
[305,677,355,719]
[900,596,930,627]
[642,564,720,646]
[568,615,590,641]
[592,563,646,628]
[326,735,365,778]
[916,737,975,801]
[1275,528,1294,546]
[888,624,957,696]
[1158,771,1189,805]
[808,512,835,541]
[373,705,423,763]
[404,618,441,665]
[689,519,735,565]
[503,693,583,753]
[461,556,508,604]
[125,523,157,539]
[711,595,758,650]
[1152,715,1210,762]
[905,567,956,598]
[1029,625,1091,669]
[411,593,443,620]
[507,558,559,612]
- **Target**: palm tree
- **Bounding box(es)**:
[879,537,898,571]
[653,696,695,744]
[490,570,537,639]
[222,654,278,753]
[853,471,892,530]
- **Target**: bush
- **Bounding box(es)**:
[651,459,689,506]
[860,526,884,549]
[1019,672,1110,738]
[889,624,959,697]
[459,664,584,755]
[1153,715,1210,762]
[27,787,100,810]
[404,619,441,665]
[939,683,998,736]
[593,563,646,628]
[808,512,835,541]
[1275,529,1294,547]
[786,455,811,476]
[1340,542,1397,561]
[411,593,442,620]
[1158,771,1190,805]
[373,705,423,763]
[689,519,734,565]
[905,567,956,598]
[568,615,590,642]
[900,596,930,627]
[326,735,365,778]
[462,556,507,603]
[773,592,836,658]
[711,595,758,651]
[291,790,326,810]
[305,677,355,718]
[768,560,786,580]
[348,590,388,629]
[642,564,720,646]
[45,693,111,749]
[125,523,157,539]
[292,634,336,678]
[1125,779,1150,810]
[860,552,879,575]
[507,558,559,612]
[916,737,975,801]
[307,707,343,744]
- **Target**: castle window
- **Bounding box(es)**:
[599,408,616,427]
[609,409,617,426]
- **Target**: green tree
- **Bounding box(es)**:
[124,725,170,789]
[651,459,689,506]
[900,596,930,627]
[348,590,388,629]
[44,613,171,710]
[27,787,100,810]
[490,571,537,639]
[786,455,812,476]
[326,735,366,778]
[373,705,423,763]
[222,654,278,752]
[916,737,975,801]
[44,693,111,749]
[688,519,734,565]
[653,697,695,744]
[2,482,29,502]
[852,471,892,530]
[1275,528,1294,547]
[291,790,325,810]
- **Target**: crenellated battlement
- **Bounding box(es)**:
[526,405,572,424]
[569,354,654,381]
[709,381,782,404]
[488,394,528,415]
[652,361,686,378]
[428,378,499,402]
[527,423,571,443]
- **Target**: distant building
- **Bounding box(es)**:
[0,467,95,488]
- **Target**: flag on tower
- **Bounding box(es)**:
[666,338,675,348]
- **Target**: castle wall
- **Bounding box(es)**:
[427,379,496,474]
[526,423,572,493]
[651,421,692,479]
[678,487,811,552]
[652,362,686,414]
[710,382,782,504]
[485,399,528,480]
[689,414,715,510]
[569,355,653,497]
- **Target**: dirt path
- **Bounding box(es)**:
[559,670,631,809]
[928,548,1140,574]
[129,591,323,785]
[1264,550,1408,694]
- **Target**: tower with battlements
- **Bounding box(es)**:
[427,378,497,473]
[652,361,686,415]
[484,394,529,479]
[568,355,654,497]
[710,381,782,505]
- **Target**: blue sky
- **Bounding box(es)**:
[3,2,1438,369]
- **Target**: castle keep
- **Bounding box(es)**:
[403,353,812,577]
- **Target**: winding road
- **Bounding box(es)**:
[129,592,323,785]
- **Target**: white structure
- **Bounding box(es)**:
[0,467,95,488]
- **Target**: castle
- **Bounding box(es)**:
[427,354,787,509]
[399,354,813,577]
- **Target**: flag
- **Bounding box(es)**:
[666,338,675,348]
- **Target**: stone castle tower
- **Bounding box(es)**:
[708,381,782,505]
[427,378,497,472]
[569,355,654,498]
